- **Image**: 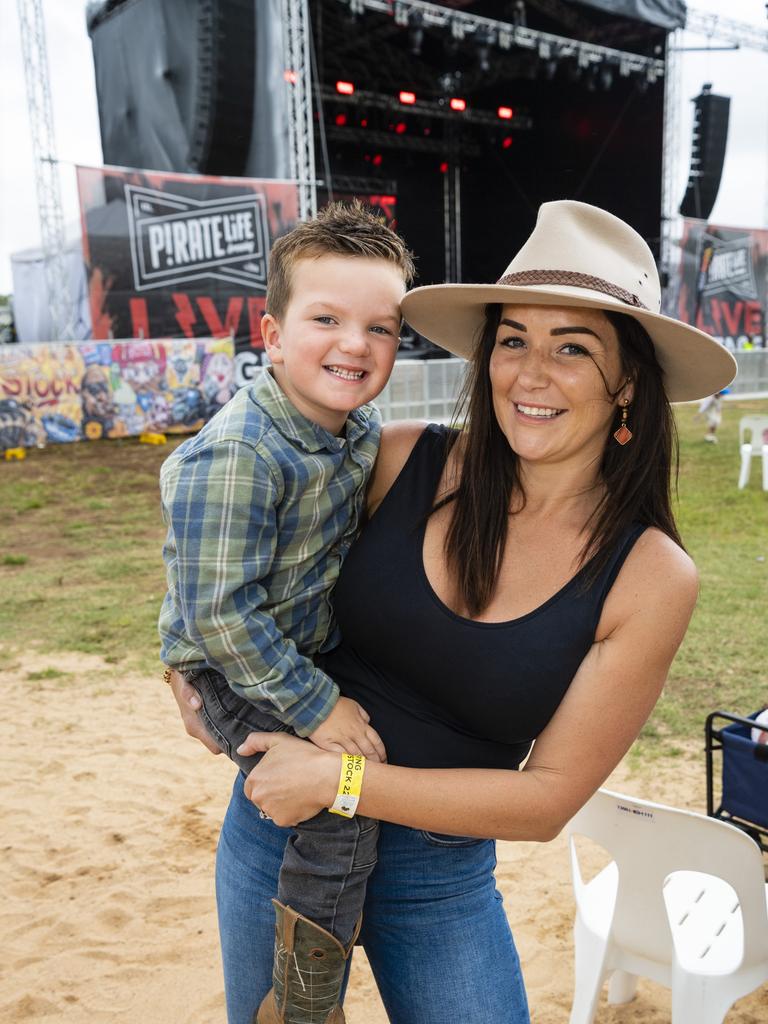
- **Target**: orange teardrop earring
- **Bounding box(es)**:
[613,401,633,446]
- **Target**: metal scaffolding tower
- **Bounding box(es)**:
[686,9,768,52]
[661,8,768,306]
[16,0,76,339]
[660,27,683,312]
[281,0,317,221]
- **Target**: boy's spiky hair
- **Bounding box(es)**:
[266,200,415,319]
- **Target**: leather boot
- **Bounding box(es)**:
[255,900,360,1024]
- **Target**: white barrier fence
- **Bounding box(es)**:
[730,351,768,400]
[378,351,768,422]
[376,358,467,423]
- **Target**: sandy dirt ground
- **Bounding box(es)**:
[2,650,766,1023]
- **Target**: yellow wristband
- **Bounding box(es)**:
[328,753,366,817]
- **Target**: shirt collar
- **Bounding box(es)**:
[249,367,373,454]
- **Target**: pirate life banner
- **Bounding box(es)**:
[676,219,767,351]
[76,166,300,388]
[0,337,234,450]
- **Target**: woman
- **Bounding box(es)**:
[171,200,736,1024]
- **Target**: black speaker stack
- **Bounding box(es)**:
[679,86,730,221]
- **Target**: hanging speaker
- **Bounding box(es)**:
[679,87,730,221]
[88,0,287,178]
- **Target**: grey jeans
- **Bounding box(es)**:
[183,666,378,947]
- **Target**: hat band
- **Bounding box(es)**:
[496,269,649,311]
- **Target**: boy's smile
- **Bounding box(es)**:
[262,254,406,434]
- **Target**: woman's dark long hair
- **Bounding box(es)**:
[438,305,682,616]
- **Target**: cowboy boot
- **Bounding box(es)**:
[255,900,360,1024]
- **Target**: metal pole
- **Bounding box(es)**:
[281,0,317,220]
[660,27,682,314]
[16,0,76,339]
[453,161,462,282]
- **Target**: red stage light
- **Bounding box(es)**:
[497,106,514,120]
[502,136,513,149]
[449,97,466,112]
[361,118,368,127]
[439,161,449,173]
[399,91,416,105]
[336,80,355,95]
[372,153,383,166]
[335,113,347,126]
[395,122,407,134]
[284,70,297,84]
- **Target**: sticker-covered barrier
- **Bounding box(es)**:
[0,337,235,449]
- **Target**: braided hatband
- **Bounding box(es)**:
[496,269,649,311]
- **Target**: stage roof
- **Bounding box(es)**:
[575,0,686,31]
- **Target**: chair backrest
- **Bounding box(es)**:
[739,415,768,447]
[568,789,768,966]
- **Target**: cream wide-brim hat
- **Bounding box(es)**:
[400,200,737,403]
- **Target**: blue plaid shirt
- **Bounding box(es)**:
[158,368,381,736]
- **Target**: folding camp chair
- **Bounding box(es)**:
[706,710,768,854]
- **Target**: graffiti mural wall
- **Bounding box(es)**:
[0,338,235,449]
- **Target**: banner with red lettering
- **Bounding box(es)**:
[76,166,299,386]
[0,337,234,447]
[676,218,767,350]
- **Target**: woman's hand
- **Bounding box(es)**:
[237,732,340,826]
[167,669,222,756]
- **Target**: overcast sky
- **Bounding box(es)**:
[1,0,767,296]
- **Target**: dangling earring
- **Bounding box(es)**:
[613,401,633,446]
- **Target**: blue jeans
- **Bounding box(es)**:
[186,667,378,946]
[216,772,530,1024]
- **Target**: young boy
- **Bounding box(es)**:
[158,202,414,1024]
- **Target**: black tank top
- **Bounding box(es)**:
[321,424,645,770]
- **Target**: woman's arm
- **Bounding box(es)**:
[240,529,699,841]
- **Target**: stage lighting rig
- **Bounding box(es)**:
[318,84,532,132]
[334,1,666,86]
[476,25,493,72]
[408,10,425,56]
[451,19,466,42]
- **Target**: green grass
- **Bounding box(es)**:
[0,403,766,757]
[26,667,70,681]
[0,435,186,674]
[632,397,768,760]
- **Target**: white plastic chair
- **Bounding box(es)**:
[737,416,768,490]
[567,789,768,1024]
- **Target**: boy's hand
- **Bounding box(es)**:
[167,669,222,756]
[308,696,387,763]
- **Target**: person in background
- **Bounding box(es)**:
[697,388,728,443]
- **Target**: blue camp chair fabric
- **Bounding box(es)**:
[721,714,768,830]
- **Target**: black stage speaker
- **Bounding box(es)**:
[679,86,730,220]
[87,0,288,178]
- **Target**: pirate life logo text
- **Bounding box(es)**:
[697,235,758,302]
[125,185,269,291]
